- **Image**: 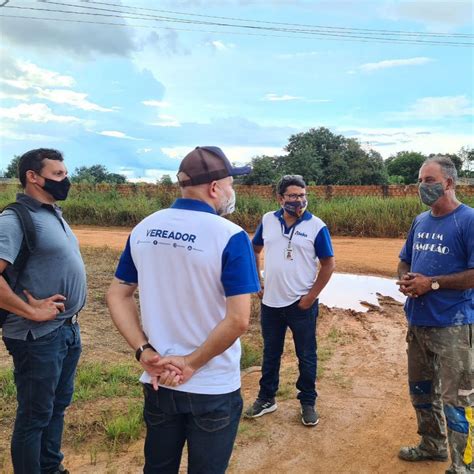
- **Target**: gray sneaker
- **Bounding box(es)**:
[301,405,319,426]
[398,445,448,462]
[244,398,277,418]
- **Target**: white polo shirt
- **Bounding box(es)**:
[253,209,334,308]
[115,198,260,394]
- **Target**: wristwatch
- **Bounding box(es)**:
[135,343,155,362]
[431,279,440,290]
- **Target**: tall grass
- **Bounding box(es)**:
[1,184,473,237]
[312,196,425,238]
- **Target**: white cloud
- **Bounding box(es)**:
[0,91,29,101]
[2,61,75,89]
[161,145,285,163]
[263,93,303,102]
[98,130,142,140]
[338,126,474,158]
[1,58,111,112]
[36,89,113,112]
[358,57,434,72]
[0,127,61,142]
[379,2,472,27]
[137,148,153,154]
[150,115,181,127]
[125,168,177,184]
[390,95,473,120]
[142,99,170,108]
[0,103,81,123]
[275,51,319,59]
[207,40,235,51]
[262,93,330,103]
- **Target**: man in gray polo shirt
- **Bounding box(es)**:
[0,148,86,474]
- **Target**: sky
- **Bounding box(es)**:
[0,0,473,182]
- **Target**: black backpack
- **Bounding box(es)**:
[0,202,36,327]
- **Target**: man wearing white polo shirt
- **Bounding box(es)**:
[106,146,259,473]
[245,175,335,426]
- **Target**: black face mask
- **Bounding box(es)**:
[40,176,71,201]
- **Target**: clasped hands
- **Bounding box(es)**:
[396,272,431,298]
[139,350,196,391]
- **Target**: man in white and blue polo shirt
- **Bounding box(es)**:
[245,175,335,427]
[107,146,259,474]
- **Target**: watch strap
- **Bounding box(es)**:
[135,343,155,362]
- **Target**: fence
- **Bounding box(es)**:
[1,182,473,199]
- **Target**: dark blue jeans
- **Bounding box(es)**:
[258,300,318,406]
[142,384,243,474]
[3,323,81,474]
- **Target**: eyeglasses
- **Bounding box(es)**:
[283,193,306,201]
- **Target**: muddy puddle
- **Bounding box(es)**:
[319,273,405,312]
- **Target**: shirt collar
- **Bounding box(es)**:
[171,198,217,215]
[274,208,312,233]
[16,193,61,213]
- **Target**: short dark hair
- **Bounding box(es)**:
[277,174,306,195]
[18,148,64,188]
[422,154,458,184]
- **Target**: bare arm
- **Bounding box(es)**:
[107,278,183,388]
[299,256,336,309]
[106,277,146,351]
[434,269,474,290]
[397,260,411,279]
[0,259,65,321]
[157,293,251,383]
[253,244,264,298]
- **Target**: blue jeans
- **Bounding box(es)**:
[142,384,243,474]
[3,323,81,474]
[258,300,318,406]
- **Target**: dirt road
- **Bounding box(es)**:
[1,228,450,473]
[72,225,406,277]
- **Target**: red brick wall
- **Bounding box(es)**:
[1,182,473,198]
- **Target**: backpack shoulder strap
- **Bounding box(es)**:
[3,202,36,271]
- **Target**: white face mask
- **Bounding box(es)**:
[217,186,236,216]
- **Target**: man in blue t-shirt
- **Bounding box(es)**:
[396,155,474,474]
[244,175,335,427]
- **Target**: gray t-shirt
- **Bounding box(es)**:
[0,193,87,340]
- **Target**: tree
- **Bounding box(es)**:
[240,155,283,185]
[458,146,474,177]
[3,155,21,179]
[158,174,173,185]
[280,127,387,185]
[385,151,426,184]
[71,165,126,184]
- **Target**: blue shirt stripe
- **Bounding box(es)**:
[115,236,138,283]
[221,231,260,297]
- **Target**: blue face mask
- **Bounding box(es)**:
[283,199,307,217]
[419,182,444,206]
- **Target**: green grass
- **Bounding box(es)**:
[241,340,262,369]
[4,183,473,236]
[276,382,294,400]
[0,368,15,399]
[0,362,142,405]
[102,401,143,446]
[73,362,142,401]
